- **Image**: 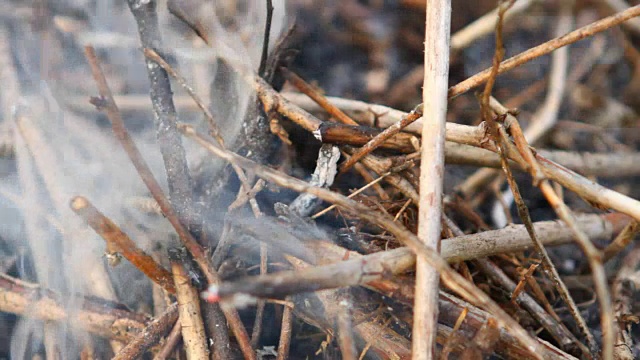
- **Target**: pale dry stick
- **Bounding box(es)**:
[64,94,196,113]
[603,220,640,262]
[445,141,640,178]
[70,196,176,294]
[339,104,423,173]
[180,124,546,359]
[451,0,536,51]
[415,0,451,358]
[276,298,294,360]
[0,27,17,158]
[170,252,208,360]
[311,171,391,219]
[448,4,640,98]
[83,47,255,360]
[113,304,179,360]
[209,214,628,301]
[335,291,358,360]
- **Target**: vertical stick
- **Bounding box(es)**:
[169,250,208,359]
[414,1,451,359]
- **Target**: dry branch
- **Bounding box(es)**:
[208,213,627,301]
[0,273,148,341]
[70,196,176,294]
[169,250,208,359]
[415,0,451,357]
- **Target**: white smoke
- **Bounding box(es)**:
[1,0,288,357]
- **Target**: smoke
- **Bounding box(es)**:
[1,0,288,357]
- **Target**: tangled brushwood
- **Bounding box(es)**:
[1,0,640,359]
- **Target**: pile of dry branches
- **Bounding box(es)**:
[1,0,640,359]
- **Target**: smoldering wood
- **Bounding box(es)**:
[126,0,200,233]
[289,144,340,217]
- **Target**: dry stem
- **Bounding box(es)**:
[170,252,208,359]
[414,0,451,357]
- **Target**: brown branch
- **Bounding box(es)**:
[70,196,176,294]
[448,5,640,98]
[339,104,422,172]
[281,68,358,125]
[113,304,179,360]
[276,297,294,360]
[317,122,415,153]
[83,46,255,360]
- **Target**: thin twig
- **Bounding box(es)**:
[276,298,294,360]
[603,220,640,262]
[448,5,640,98]
[259,0,274,76]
